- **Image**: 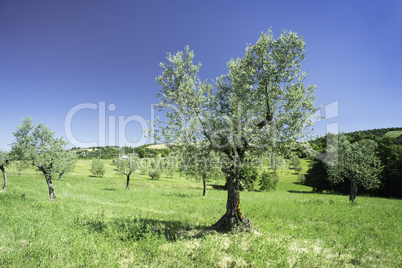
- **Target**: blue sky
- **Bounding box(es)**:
[1,0,401,150]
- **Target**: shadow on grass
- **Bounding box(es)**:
[102,188,117,191]
[76,214,214,242]
[161,192,199,198]
[210,184,226,190]
[288,190,320,194]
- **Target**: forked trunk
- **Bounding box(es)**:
[212,167,252,232]
[126,172,131,190]
[1,166,7,192]
[202,174,206,197]
[44,172,56,200]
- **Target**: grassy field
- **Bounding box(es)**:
[385,130,402,138]
[1,159,401,267]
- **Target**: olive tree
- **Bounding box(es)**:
[116,155,138,190]
[91,159,105,177]
[327,134,382,201]
[11,117,67,199]
[0,150,10,192]
[154,30,317,231]
[180,147,221,196]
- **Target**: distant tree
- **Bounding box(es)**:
[0,150,10,192]
[91,159,105,177]
[181,147,222,196]
[259,171,279,191]
[149,169,162,180]
[155,30,317,231]
[116,155,138,190]
[327,135,383,201]
[137,147,146,158]
[239,166,258,191]
[291,155,302,174]
[54,151,78,180]
[11,117,67,199]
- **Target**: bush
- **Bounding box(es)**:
[259,171,279,191]
[149,169,161,180]
[240,166,258,191]
[91,159,105,177]
[297,173,306,184]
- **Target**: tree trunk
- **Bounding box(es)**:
[349,178,357,202]
[202,174,206,197]
[1,166,7,192]
[212,166,252,232]
[44,172,56,200]
[58,172,64,181]
[126,173,130,190]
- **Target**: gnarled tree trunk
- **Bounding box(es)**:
[212,166,252,232]
[44,172,56,200]
[1,166,7,192]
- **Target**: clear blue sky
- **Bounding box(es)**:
[1,0,401,150]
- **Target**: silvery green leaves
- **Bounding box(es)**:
[155,30,317,156]
[11,117,68,199]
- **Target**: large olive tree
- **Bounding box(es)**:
[155,30,317,231]
[11,117,67,199]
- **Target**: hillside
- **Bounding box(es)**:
[1,159,401,267]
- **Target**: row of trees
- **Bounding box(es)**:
[72,145,170,159]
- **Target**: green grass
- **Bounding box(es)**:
[1,159,401,267]
[385,130,402,138]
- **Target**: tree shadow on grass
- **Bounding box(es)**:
[288,190,320,194]
[210,184,226,190]
[102,188,117,191]
[76,214,214,242]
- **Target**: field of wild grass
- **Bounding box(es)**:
[1,159,401,267]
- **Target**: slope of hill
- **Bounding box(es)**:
[385,130,402,138]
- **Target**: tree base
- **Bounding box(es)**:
[211,214,253,233]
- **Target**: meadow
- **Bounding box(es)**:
[0,159,401,267]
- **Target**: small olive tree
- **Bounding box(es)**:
[116,155,138,190]
[11,117,67,199]
[180,147,222,196]
[91,159,105,177]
